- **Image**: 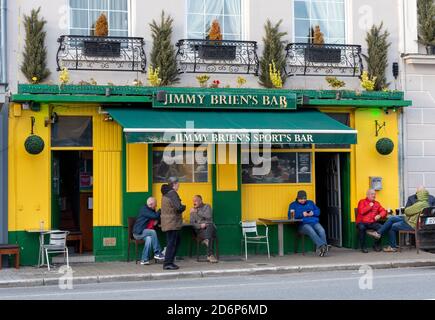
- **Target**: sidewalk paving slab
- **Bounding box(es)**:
[1,248,435,288]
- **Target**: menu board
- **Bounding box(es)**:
[297,153,311,183]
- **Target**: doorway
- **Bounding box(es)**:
[315,152,349,247]
[52,151,93,253]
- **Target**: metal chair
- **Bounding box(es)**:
[43,230,70,271]
[240,220,270,260]
[127,217,144,264]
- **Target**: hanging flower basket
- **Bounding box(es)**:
[24,135,45,155]
[376,138,394,155]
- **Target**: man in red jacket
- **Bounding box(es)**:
[356,189,387,253]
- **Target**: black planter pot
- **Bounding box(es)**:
[83,40,121,57]
[197,44,237,60]
[426,45,435,55]
[304,46,342,63]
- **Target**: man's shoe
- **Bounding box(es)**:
[154,253,165,260]
[366,230,381,240]
[361,248,369,253]
[318,245,327,257]
[207,255,218,263]
[373,245,382,252]
[163,264,179,270]
[383,246,398,253]
[140,260,150,265]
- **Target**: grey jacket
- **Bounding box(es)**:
[161,188,186,232]
[190,204,213,230]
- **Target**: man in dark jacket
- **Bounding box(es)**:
[132,197,165,265]
[406,186,435,208]
[161,177,186,270]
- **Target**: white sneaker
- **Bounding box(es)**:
[140,260,150,265]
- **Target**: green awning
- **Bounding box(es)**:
[106,108,357,144]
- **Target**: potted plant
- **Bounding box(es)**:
[197,20,237,60]
[304,25,341,63]
[83,13,121,57]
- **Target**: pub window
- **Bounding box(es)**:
[186,0,243,40]
[294,0,346,44]
[153,146,209,183]
[69,0,129,36]
[242,149,312,184]
[51,116,93,147]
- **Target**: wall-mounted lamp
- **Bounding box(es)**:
[156,90,167,103]
[103,114,113,122]
[44,111,58,127]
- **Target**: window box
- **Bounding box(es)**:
[197,44,237,60]
[304,46,342,64]
[83,40,121,58]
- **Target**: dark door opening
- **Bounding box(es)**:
[316,153,345,247]
[52,151,93,253]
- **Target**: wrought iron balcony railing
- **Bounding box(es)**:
[56,35,146,73]
[285,43,363,77]
[176,39,259,75]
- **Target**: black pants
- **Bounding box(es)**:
[196,224,217,256]
[164,230,181,266]
[357,223,382,249]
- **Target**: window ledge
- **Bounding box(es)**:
[402,54,435,65]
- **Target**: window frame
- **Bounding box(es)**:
[184,0,247,40]
[291,0,350,44]
[67,0,132,37]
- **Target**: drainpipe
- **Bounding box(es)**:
[0,0,8,253]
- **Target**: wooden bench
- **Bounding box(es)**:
[0,244,20,269]
[66,231,83,254]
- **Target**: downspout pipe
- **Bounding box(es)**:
[0,0,6,84]
[0,0,8,253]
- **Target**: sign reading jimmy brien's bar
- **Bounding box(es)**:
[153,92,297,110]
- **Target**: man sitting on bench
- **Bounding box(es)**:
[133,197,165,265]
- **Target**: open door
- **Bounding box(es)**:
[326,154,342,247]
[51,153,61,230]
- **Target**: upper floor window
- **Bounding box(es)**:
[69,0,129,36]
[187,0,243,40]
[294,0,345,44]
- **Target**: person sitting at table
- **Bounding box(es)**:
[372,187,431,252]
[132,197,165,265]
[190,195,218,263]
[288,190,328,257]
[406,186,435,208]
[356,189,387,253]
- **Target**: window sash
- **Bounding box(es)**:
[186,0,243,40]
[293,0,346,44]
[69,0,129,36]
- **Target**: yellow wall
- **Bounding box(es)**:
[242,184,315,221]
[8,104,51,231]
[351,109,400,220]
[126,144,149,192]
[8,103,122,230]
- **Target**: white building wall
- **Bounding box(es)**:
[6,0,403,92]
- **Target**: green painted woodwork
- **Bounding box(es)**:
[12,94,152,104]
[15,84,410,109]
[8,231,41,266]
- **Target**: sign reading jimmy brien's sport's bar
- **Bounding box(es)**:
[153,92,297,110]
[125,131,353,144]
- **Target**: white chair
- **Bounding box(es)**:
[240,220,270,260]
[43,230,70,271]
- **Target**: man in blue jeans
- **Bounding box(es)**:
[133,197,165,265]
[289,190,328,257]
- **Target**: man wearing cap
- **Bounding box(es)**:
[161,177,186,270]
[288,190,328,256]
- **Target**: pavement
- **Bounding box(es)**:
[1,247,435,288]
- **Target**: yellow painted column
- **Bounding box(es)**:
[8,103,51,231]
[353,109,400,219]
